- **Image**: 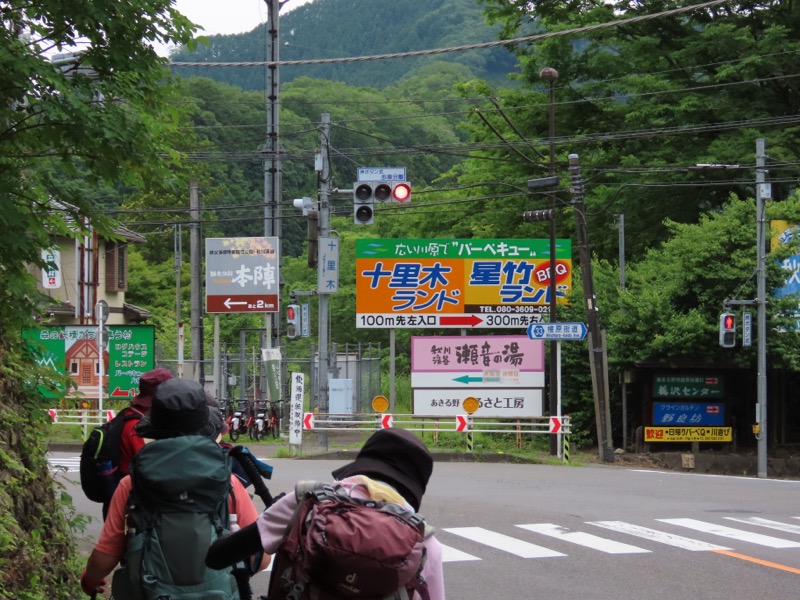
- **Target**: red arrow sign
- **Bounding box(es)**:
[456,415,469,432]
[110,387,136,398]
[381,414,393,429]
[303,413,314,430]
[439,314,483,327]
[549,416,562,434]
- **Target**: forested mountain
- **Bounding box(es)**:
[168,0,520,90]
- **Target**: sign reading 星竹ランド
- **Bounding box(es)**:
[356,238,572,329]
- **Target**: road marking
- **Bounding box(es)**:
[658,518,800,548]
[443,527,565,558]
[439,543,481,563]
[724,516,800,535]
[713,549,800,575]
[517,523,650,554]
[48,457,80,472]
[589,521,730,551]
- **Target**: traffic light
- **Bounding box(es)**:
[353,183,375,225]
[286,304,300,339]
[523,209,554,222]
[719,312,736,348]
[390,182,411,202]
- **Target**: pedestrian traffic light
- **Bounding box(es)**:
[286,304,300,339]
[353,183,375,225]
[391,182,411,202]
[719,312,736,348]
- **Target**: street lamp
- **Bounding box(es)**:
[541,66,560,456]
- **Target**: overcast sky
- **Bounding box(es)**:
[174,0,313,37]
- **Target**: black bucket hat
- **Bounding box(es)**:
[331,428,433,511]
[135,378,220,440]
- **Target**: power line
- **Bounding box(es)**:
[169,0,728,68]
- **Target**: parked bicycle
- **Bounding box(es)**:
[248,401,267,442]
[227,402,249,443]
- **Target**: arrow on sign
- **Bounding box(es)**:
[303,413,314,430]
[111,387,137,398]
[381,414,393,429]
[455,415,469,432]
[549,416,562,433]
[440,315,483,327]
[453,374,483,384]
[224,298,248,310]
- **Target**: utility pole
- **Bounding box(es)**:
[569,154,614,462]
[317,113,332,428]
[189,179,203,383]
[755,138,768,478]
[541,67,559,456]
[262,0,284,402]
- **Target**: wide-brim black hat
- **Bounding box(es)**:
[331,428,433,511]
[136,378,219,440]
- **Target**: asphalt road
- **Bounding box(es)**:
[51,452,800,600]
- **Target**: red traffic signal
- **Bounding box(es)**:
[719,312,736,348]
[392,182,411,202]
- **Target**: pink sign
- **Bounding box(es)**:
[411,335,544,372]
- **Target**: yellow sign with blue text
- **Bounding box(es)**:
[645,427,732,443]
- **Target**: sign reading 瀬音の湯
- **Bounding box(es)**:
[206,237,280,313]
[410,335,545,418]
[24,325,155,400]
[653,375,724,398]
[355,238,571,329]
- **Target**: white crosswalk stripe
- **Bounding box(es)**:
[724,516,800,535]
[443,527,566,558]
[657,518,800,548]
[49,457,80,472]
[588,520,730,551]
[516,523,650,554]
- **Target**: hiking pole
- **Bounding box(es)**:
[229,445,276,508]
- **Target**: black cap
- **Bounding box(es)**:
[331,428,433,511]
[135,379,218,440]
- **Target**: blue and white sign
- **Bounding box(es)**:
[318,236,339,294]
[357,167,406,182]
[742,312,752,347]
[653,401,725,426]
[527,322,587,341]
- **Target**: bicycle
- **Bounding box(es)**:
[227,402,248,443]
[248,401,267,442]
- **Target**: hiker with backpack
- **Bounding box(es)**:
[79,367,173,520]
[207,427,445,600]
[80,378,270,599]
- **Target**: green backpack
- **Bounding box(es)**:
[111,436,237,600]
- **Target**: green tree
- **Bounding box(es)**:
[0,2,196,596]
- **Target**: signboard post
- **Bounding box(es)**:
[356,238,571,330]
[289,372,305,448]
[410,335,545,418]
[205,237,280,313]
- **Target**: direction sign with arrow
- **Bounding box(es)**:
[455,415,469,432]
[549,416,562,433]
[380,414,393,429]
[303,413,314,430]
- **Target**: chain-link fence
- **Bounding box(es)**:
[155,340,382,434]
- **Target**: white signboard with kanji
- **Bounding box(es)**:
[205,237,280,313]
[289,372,305,446]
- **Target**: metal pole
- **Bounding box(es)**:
[569,154,614,462]
[318,113,331,443]
[541,67,559,456]
[189,179,203,383]
[755,138,768,478]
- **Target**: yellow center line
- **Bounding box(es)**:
[713,549,800,575]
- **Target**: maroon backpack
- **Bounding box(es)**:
[267,482,431,600]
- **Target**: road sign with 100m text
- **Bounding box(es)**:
[527,322,587,340]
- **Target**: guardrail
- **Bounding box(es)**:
[47,408,115,437]
[304,413,570,435]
